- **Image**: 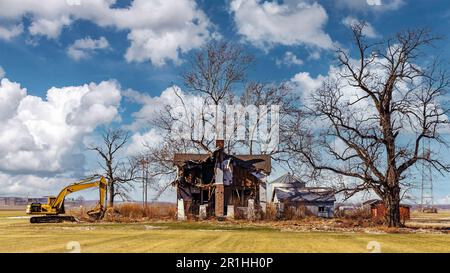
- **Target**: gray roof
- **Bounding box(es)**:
[273,187,336,203]
[271,173,305,185]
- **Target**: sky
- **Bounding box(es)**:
[0,0,450,204]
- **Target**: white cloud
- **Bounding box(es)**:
[0,66,4,78]
[0,77,123,196]
[0,172,74,197]
[125,85,204,130]
[290,60,387,131]
[0,23,23,40]
[276,51,304,67]
[0,0,212,66]
[0,78,27,121]
[290,71,327,100]
[230,0,333,50]
[342,16,380,38]
[29,16,71,39]
[67,36,110,61]
[335,0,405,11]
[124,26,204,66]
[0,78,121,175]
[308,51,321,60]
[124,88,176,156]
[126,129,163,156]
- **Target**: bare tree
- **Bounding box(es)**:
[89,129,138,207]
[165,41,296,156]
[286,23,450,227]
[146,41,254,157]
[133,143,179,202]
[140,41,295,198]
[184,40,253,105]
[240,81,300,156]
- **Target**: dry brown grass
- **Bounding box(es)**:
[272,202,316,220]
[332,208,380,228]
[335,207,372,220]
[68,202,176,222]
[263,203,277,221]
[108,203,177,222]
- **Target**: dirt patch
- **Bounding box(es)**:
[222,218,450,234]
[5,216,31,219]
[144,225,168,230]
[61,226,96,231]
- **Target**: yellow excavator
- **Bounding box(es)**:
[26,175,107,223]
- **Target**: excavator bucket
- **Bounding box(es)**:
[87,210,105,220]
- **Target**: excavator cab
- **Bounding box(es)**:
[26,196,62,214]
[26,203,45,213]
[48,196,57,206]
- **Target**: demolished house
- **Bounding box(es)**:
[271,173,336,218]
[173,141,271,220]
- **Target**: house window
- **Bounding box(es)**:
[318,206,325,213]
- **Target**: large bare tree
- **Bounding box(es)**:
[286,24,450,227]
[140,41,296,197]
[89,129,138,207]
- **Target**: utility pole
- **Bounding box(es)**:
[145,158,149,206]
[140,157,149,208]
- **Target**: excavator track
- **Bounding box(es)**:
[30,215,77,224]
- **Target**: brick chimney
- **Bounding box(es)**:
[214,139,225,217]
[216,139,224,149]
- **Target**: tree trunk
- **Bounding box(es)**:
[108,181,115,208]
[383,187,402,227]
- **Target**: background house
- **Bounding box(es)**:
[271,173,335,218]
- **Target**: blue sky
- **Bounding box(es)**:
[0,0,450,203]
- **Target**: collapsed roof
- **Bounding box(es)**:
[173,149,272,175]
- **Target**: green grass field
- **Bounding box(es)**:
[1,210,450,253]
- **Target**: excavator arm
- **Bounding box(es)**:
[51,176,106,210]
[51,176,107,213]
